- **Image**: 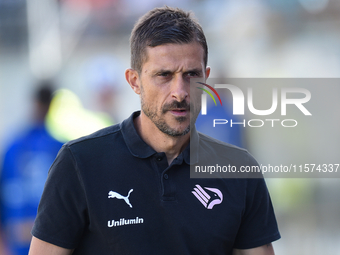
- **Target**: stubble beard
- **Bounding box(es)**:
[140,86,199,137]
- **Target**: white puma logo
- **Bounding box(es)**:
[108,189,133,208]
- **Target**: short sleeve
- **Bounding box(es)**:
[233,178,281,249]
[31,145,88,249]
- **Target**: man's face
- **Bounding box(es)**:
[138,42,210,137]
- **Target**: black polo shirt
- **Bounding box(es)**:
[32,111,280,254]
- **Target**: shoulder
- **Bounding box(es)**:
[65,123,122,149]
[197,132,257,165]
[58,123,125,159]
[198,131,247,152]
[46,123,124,178]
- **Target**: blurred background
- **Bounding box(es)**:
[1,0,340,254]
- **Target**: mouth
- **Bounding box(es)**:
[169,109,189,116]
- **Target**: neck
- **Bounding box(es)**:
[134,112,190,165]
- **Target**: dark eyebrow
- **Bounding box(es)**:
[189,68,203,73]
[152,68,203,77]
[185,68,203,75]
[152,69,173,77]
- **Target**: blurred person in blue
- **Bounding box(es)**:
[0,82,63,255]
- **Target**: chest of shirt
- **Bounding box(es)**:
[74,153,247,253]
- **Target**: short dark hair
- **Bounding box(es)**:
[130,6,208,74]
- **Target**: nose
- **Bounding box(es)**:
[171,76,189,102]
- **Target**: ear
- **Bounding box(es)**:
[125,68,141,95]
[205,66,211,80]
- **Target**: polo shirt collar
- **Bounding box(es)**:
[121,111,156,158]
[187,125,199,165]
[121,111,200,164]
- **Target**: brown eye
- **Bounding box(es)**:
[158,72,171,77]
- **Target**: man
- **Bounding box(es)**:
[29,7,280,255]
